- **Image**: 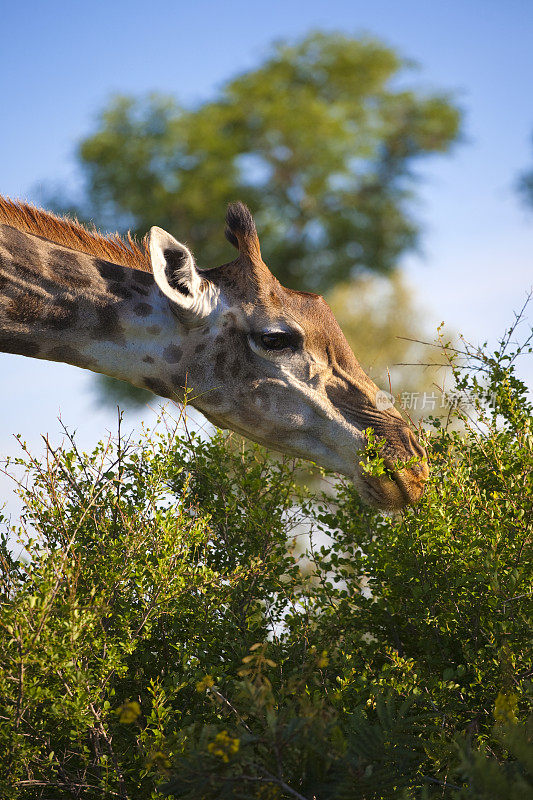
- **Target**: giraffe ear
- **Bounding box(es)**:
[148,227,218,325]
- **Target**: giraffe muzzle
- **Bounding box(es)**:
[355,426,429,511]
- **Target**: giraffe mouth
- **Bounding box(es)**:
[339,409,429,509]
[355,453,429,510]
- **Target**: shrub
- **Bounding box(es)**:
[0,309,531,799]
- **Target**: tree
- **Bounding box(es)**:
[59,32,460,293]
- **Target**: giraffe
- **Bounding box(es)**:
[0,196,428,510]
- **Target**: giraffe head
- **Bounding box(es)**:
[149,203,428,510]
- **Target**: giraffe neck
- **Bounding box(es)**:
[0,223,189,400]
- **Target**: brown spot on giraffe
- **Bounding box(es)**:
[47,345,97,370]
[214,350,226,381]
[0,336,40,357]
[134,302,153,317]
[131,283,150,296]
[49,248,92,288]
[163,344,183,363]
[6,293,45,324]
[143,377,171,397]
[95,258,125,282]
[2,226,43,280]
[93,306,125,344]
[46,297,79,330]
[134,270,153,286]
[109,283,134,301]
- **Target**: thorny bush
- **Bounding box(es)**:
[1,307,532,799]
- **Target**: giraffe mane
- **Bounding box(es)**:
[0,195,152,273]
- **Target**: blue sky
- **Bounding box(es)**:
[1,0,532,518]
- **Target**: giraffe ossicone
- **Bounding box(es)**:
[0,196,428,510]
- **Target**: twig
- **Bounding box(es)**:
[422,775,462,791]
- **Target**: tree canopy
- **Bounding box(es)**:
[61,32,461,293]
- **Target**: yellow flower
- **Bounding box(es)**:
[318,650,329,668]
[146,750,171,771]
[117,700,141,724]
[207,730,240,762]
[494,691,518,725]
[196,674,215,692]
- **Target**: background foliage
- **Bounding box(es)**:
[59,32,460,292]
[48,31,461,410]
[1,314,531,799]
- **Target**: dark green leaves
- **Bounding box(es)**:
[56,32,460,293]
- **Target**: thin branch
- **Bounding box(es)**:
[224,772,313,800]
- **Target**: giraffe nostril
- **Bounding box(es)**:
[405,430,429,484]
[407,428,426,460]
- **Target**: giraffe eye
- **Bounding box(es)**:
[260,331,298,351]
